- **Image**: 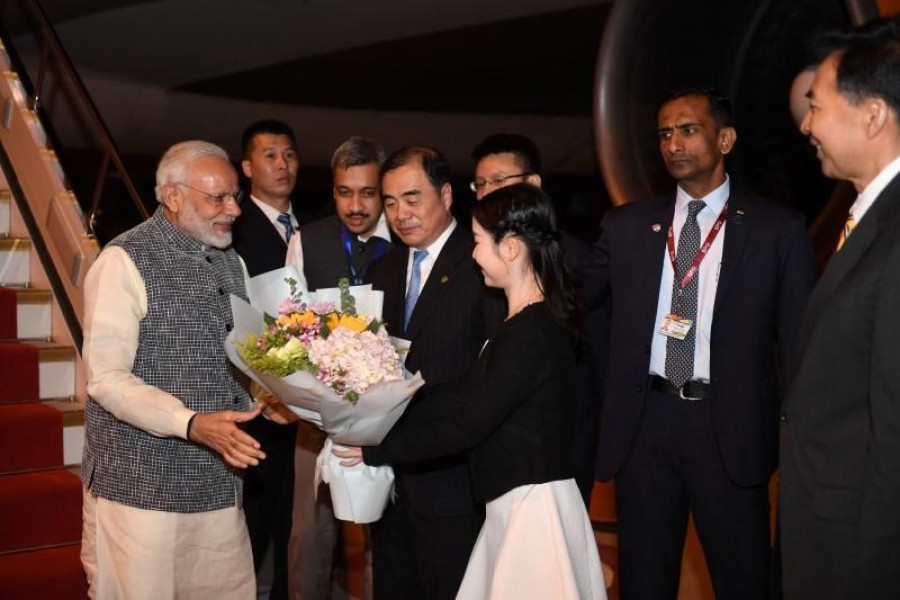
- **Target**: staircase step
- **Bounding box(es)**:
[0,544,89,599]
[14,289,52,341]
[31,341,76,400]
[0,237,30,287]
[0,403,62,473]
[0,469,82,552]
[0,341,39,403]
[44,399,85,467]
[0,190,9,237]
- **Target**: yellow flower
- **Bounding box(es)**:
[278,311,317,329]
[328,313,369,333]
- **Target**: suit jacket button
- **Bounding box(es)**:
[634,384,643,393]
[225,323,233,332]
[780,413,790,423]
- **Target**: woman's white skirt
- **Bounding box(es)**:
[456,478,607,600]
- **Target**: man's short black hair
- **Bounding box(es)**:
[815,16,900,120]
[240,119,297,158]
[661,87,733,129]
[471,133,542,175]
[380,145,451,192]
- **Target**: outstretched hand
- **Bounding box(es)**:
[332,445,364,467]
[189,404,265,468]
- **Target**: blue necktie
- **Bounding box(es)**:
[404,249,428,329]
[276,213,295,243]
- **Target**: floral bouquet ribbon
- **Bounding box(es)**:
[225,266,424,523]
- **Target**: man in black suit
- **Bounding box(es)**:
[587,88,816,599]
[366,146,505,600]
[470,133,606,507]
[231,119,301,599]
[781,19,900,599]
[286,136,392,599]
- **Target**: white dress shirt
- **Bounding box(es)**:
[849,155,900,224]
[649,177,730,382]
[406,219,458,296]
[250,195,298,240]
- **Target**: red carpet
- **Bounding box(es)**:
[0,403,63,472]
[0,341,39,403]
[0,469,83,552]
[0,287,16,340]
[0,287,88,597]
[0,545,89,599]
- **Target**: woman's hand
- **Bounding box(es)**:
[332,445,364,467]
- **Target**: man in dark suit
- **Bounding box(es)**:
[469,132,606,507]
[299,136,392,290]
[587,88,816,599]
[231,119,301,599]
[366,146,505,600]
[781,20,900,599]
[286,136,392,599]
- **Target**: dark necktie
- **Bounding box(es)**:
[404,249,428,329]
[276,213,295,243]
[665,200,705,387]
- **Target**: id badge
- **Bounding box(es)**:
[659,313,693,340]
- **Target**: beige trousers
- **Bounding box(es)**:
[81,487,255,600]
[287,420,340,599]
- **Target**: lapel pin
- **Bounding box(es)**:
[651,224,662,232]
[733,209,745,224]
[440,274,449,284]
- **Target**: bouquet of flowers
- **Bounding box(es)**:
[225,266,424,523]
[236,276,402,404]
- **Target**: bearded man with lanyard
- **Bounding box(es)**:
[585,87,816,600]
[287,136,392,599]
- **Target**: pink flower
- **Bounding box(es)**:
[279,298,305,315]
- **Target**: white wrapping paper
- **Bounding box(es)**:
[225,267,424,522]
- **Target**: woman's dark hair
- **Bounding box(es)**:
[472,183,580,336]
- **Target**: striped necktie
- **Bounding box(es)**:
[276,213,295,243]
[836,212,855,252]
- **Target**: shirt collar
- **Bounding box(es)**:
[250,195,296,226]
[852,155,900,224]
[675,175,730,217]
[154,206,208,253]
[411,218,457,260]
[358,212,391,243]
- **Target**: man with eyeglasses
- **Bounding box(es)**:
[469,133,542,199]
[232,119,301,599]
[470,132,606,509]
[81,140,273,598]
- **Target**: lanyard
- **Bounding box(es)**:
[666,202,728,290]
[340,225,389,285]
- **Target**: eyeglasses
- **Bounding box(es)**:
[469,173,531,193]
[173,182,246,207]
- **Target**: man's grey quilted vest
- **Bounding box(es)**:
[82,208,252,512]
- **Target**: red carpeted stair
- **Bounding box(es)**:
[0,286,87,598]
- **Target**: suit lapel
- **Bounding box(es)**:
[713,192,751,315]
[380,251,408,337]
[795,173,900,361]
[642,197,675,322]
[404,226,470,339]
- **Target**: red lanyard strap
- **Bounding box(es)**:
[667,202,729,290]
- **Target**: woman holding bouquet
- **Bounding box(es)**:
[335,183,606,599]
